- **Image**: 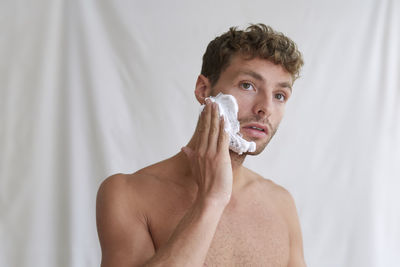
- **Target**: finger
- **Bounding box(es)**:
[197,99,212,153]
[193,110,204,135]
[207,102,220,154]
[217,116,230,153]
[193,101,207,147]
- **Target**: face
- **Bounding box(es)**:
[196,54,293,155]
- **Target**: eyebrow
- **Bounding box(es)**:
[239,70,293,92]
[239,70,265,82]
[278,82,293,93]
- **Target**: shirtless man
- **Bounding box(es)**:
[96,24,306,266]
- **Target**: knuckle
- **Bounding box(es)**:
[197,151,205,159]
[219,133,227,142]
[210,125,218,133]
[214,152,222,159]
[205,150,216,160]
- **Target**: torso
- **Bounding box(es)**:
[202,190,290,266]
[127,159,290,266]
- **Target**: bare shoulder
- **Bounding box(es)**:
[264,179,296,210]
[96,171,155,229]
[244,168,298,214]
[98,167,165,199]
[245,169,306,266]
[96,165,173,225]
[97,173,131,197]
[97,173,132,212]
[244,168,286,193]
[96,171,162,266]
[96,167,169,235]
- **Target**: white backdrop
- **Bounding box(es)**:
[1,0,399,266]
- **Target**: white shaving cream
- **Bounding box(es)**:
[201,93,256,155]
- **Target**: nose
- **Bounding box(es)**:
[253,91,273,119]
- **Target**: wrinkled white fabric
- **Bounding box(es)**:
[201,93,256,155]
[2,1,400,267]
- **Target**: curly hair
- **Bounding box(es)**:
[201,24,304,86]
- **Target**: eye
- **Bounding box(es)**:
[275,93,286,102]
[240,82,255,91]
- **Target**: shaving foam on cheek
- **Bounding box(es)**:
[200,93,256,155]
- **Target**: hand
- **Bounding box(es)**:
[182,100,232,205]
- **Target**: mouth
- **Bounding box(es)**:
[247,126,264,131]
[241,123,269,138]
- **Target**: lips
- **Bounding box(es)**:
[242,123,269,134]
[241,123,269,138]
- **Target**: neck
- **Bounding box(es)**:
[229,150,246,176]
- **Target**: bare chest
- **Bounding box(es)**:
[150,196,290,266]
[203,202,290,266]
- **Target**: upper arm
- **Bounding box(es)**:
[96,174,155,267]
[276,186,306,267]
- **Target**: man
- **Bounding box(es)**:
[96,23,306,266]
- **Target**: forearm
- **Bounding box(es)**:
[143,197,226,267]
[142,100,232,266]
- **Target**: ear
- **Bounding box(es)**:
[195,74,212,104]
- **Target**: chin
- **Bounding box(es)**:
[244,129,277,155]
[247,139,270,155]
[245,148,265,156]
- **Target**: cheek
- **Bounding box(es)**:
[236,99,252,117]
[219,90,253,117]
[271,108,286,125]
